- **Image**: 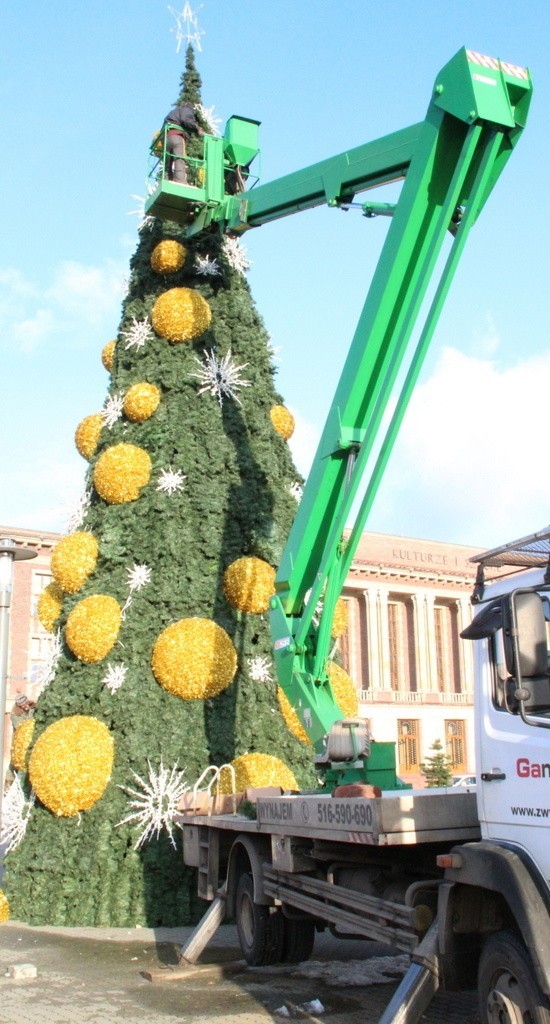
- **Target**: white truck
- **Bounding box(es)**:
[179,528,550,1024]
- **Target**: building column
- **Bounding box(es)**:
[457,596,475,694]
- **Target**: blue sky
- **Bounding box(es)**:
[1,0,549,548]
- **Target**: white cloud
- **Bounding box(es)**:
[372,346,550,546]
[285,347,550,550]
[0,258,125,353]
[288,407,319,479]
[0,450,87,534]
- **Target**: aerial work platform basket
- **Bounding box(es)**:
[145,115,260,225]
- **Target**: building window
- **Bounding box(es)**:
[398,718,419,771]
[445,719,465,770]
[388,596,417,692]
[31,572,53,627]
[434,601,461,693]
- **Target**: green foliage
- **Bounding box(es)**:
[420,740,454,788]
[4,50,315,927]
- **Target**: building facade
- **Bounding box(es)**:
[1,525,483,787]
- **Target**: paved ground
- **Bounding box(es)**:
[0,922,480,1024]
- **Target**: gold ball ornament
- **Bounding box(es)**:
[328,662,359,718]
[223,557,276,614]
[102,340,116,371]
[331,597,349,638]
[151,287,211,343]
[65,594,121,664]
[123,382,161,423]
[11,718,35,772]
[93,443,152,504]
[150,240,187,274]
[277,688,312,746]
[28,715,114,817]
[219,753,298,794]
[75,413,103,461]
[152,617,237,700]
[37,581,64,632]
[270,405,295,440]
[51,532,99,594]
[0,891,9,923]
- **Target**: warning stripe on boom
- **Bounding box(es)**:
[466,49,528,81]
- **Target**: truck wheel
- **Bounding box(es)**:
[281,917,315,963]
[478,931,550,1024]
[235,872,284,966]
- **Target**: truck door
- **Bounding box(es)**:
[473,591,550,879]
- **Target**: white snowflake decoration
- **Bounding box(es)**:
[195,254,221,277]
[101,662,128,695]
[34,631,63,691]
[0,775,35,854]
[195,103,222,136]
[65,487,92,534]
[190,348,251,406]
[121,563,152,617]
[117,761,189,849]
[122,316,154,351]
[128,194,155,231]
[127,562,152,591]
[101,392,124,428]
[157,467,186,495]
[267,341,283,365]
[289,481,303,502]
[248,656,273,684]
[222,236,250,274]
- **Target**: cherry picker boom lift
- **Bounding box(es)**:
[147,47,532,790]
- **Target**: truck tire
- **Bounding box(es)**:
[235,872,284,966]
[478,931,550,1024]
[281,917,315,963]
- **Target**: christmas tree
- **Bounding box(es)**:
[420,740,454,788]
[1,48,357,927]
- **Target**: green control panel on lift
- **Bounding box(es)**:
[145,49,532,788]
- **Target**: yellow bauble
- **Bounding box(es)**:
[75,413,103,461]
[223,557,276,614]
[150,240,187,274]
[270,405,295,440]
[328,662,359,718]
[331,597,349,638]
[11,718,35,772]
[29,715,114,817]
[123,382,161,423]
[37,581,64,632]
[277,688,312,746]
[0,890,9,923]
[219,753,298,794]
[151,287,211,343]
[102,340,116,371]
[152,617,237,699]
[93,444,152,504]
[65,595,121,664]
[51,532,99,594]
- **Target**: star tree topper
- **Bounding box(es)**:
[168,2,204,53]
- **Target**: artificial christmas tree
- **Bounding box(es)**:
[2,47,357,927]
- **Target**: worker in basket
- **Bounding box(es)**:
[163,101,203,185]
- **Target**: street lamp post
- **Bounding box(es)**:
[0,537,37,845]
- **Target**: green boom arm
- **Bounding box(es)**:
[146,49,532,781]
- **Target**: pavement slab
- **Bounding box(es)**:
[0,922,480,1024]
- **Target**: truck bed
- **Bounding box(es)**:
[179,786,480,847]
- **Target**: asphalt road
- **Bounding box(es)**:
[0,922,480,1024]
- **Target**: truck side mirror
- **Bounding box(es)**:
[502,591,548,679]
